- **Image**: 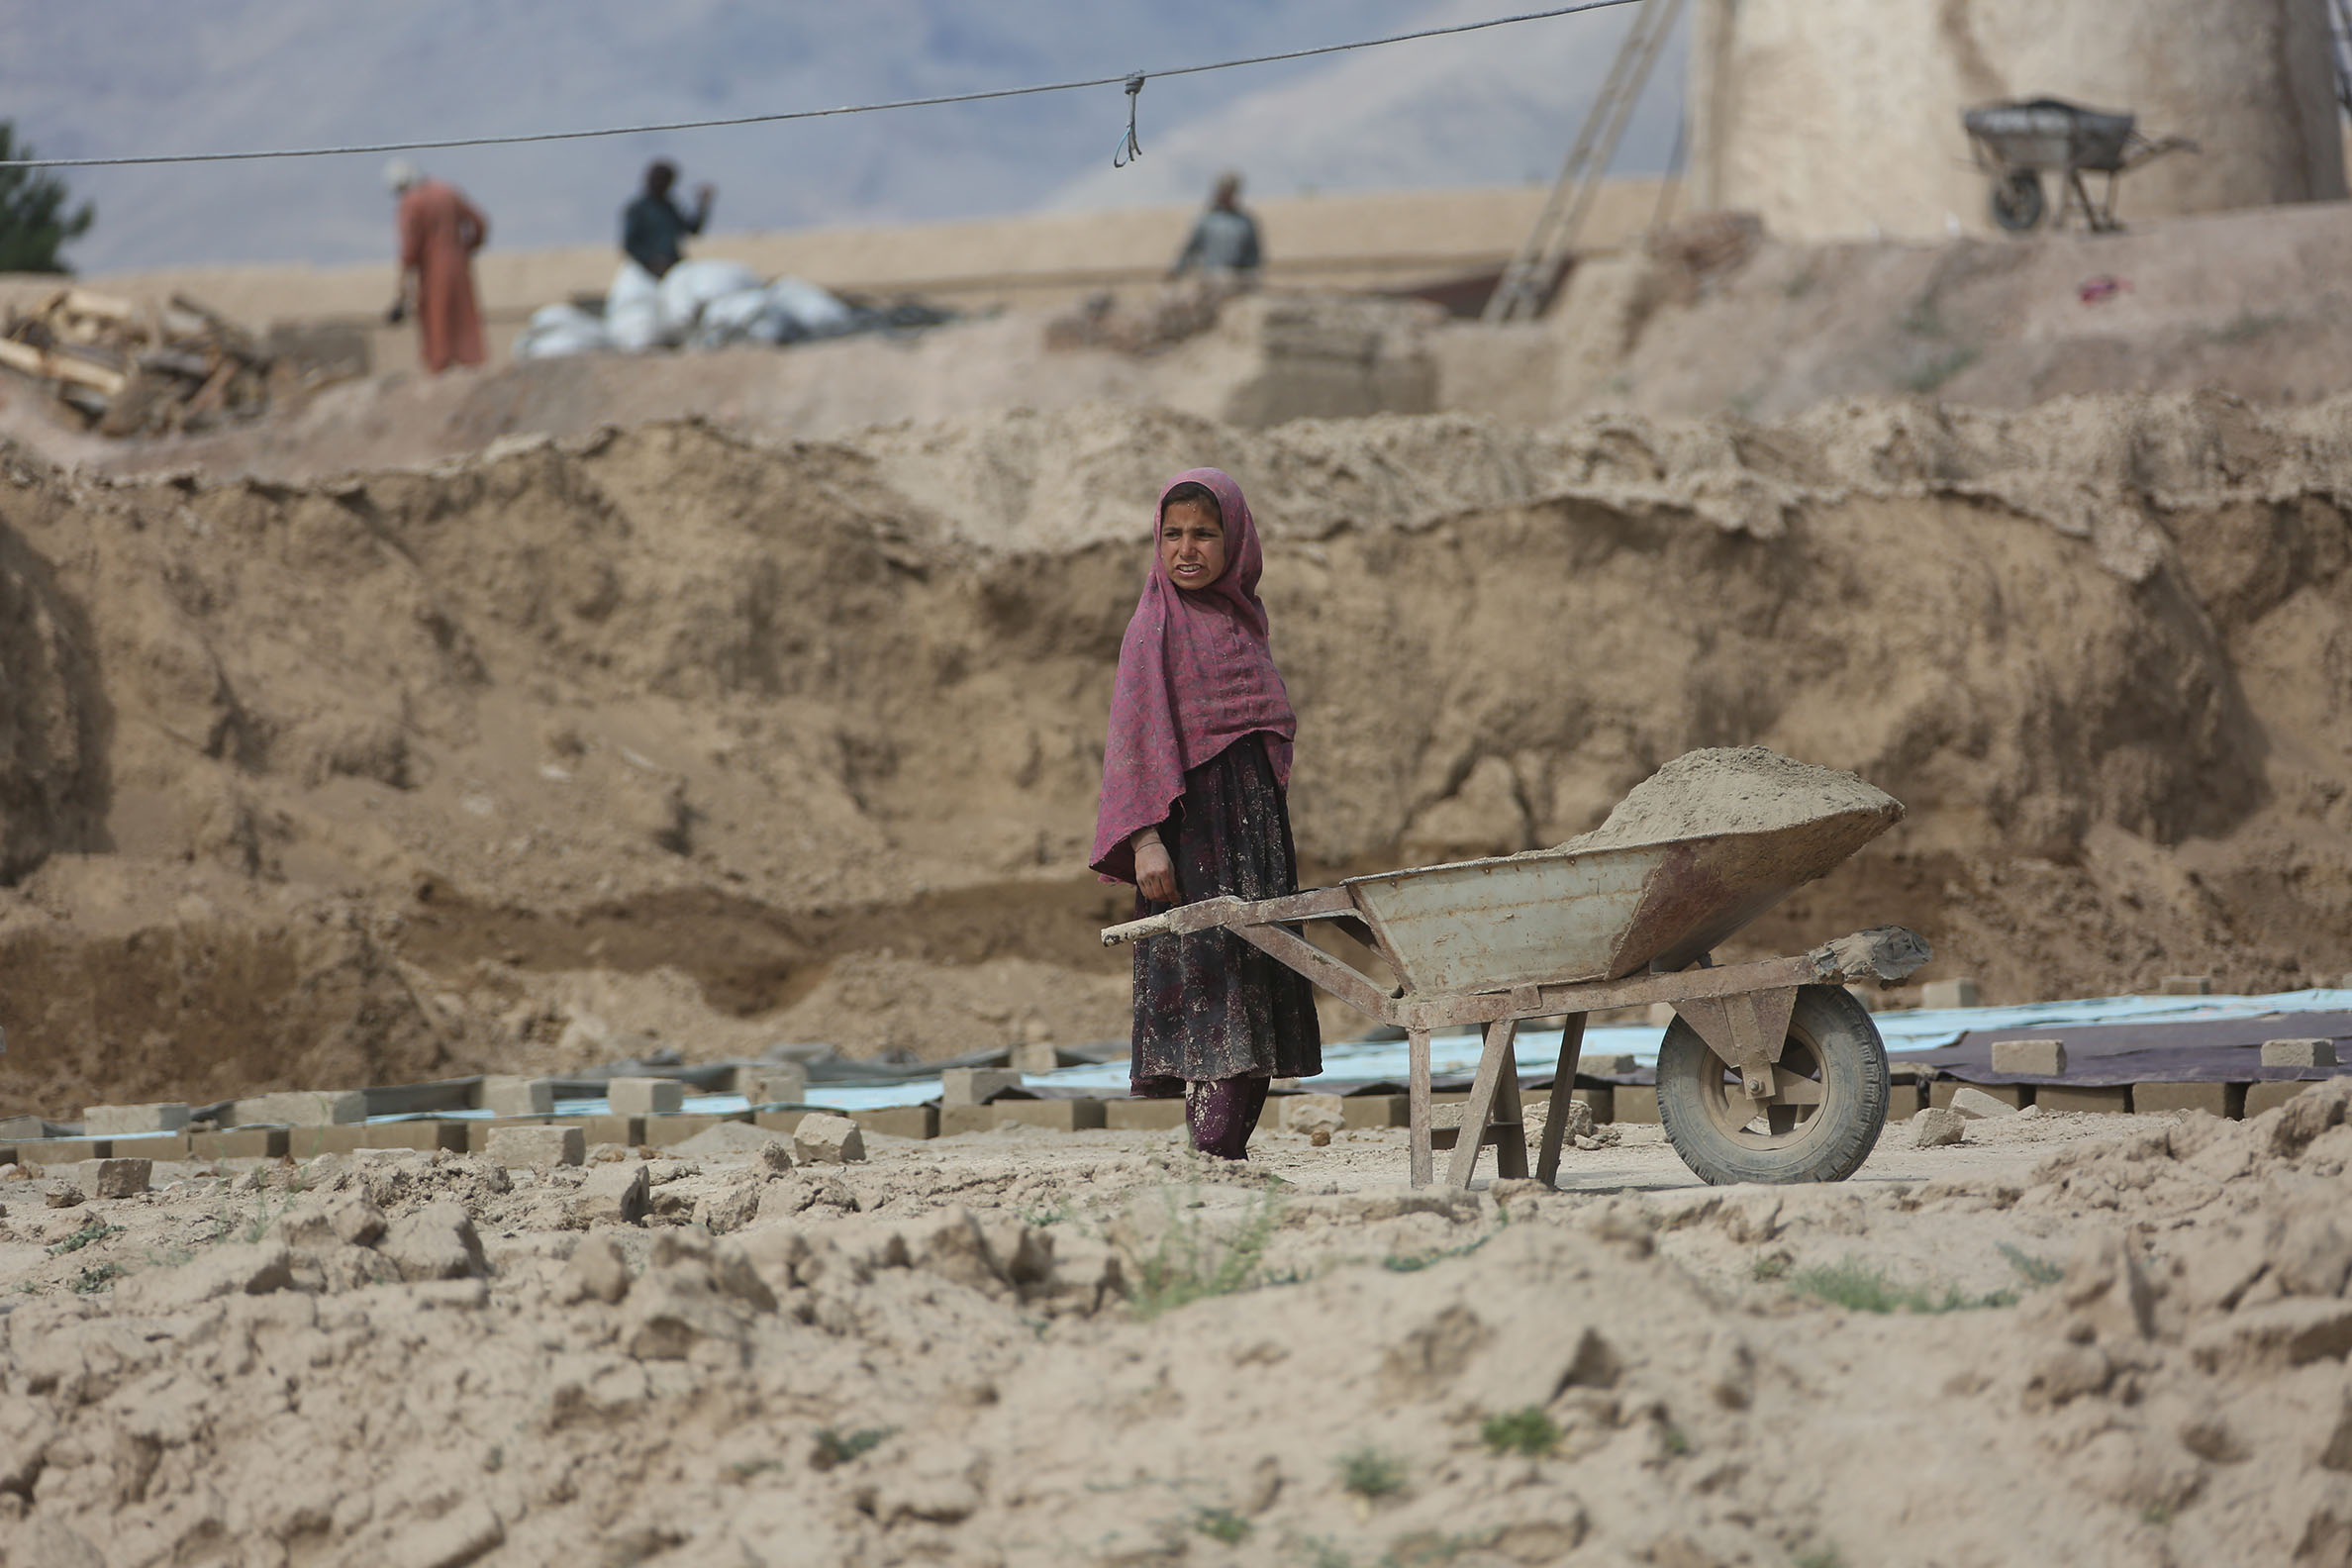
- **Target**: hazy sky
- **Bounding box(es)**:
[0,0,1684,274]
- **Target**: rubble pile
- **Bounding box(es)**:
[0,287,301,438]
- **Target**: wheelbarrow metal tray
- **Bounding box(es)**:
[1344,806,1898,998]
[1964,98,2136,172]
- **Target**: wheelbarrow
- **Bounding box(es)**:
[1102,802,1929,1190]
[1961,97,2196,234]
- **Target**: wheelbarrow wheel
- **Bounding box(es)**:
[1655,983,1889,1185]
[1991,168,2044,232]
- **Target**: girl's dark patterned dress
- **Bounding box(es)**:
[1129,732,1323,1115]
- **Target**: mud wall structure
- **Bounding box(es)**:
[1687,0,2347,239]
[1,397,2349,1112]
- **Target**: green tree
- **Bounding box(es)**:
[0,124,95,274]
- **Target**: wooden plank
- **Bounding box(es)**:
[1446,1017,1519,1189]
[1232,921,1399,1026]
[1409,1029,1433,1187]
[1535,1014,1587,1186]
[0,336,127,394]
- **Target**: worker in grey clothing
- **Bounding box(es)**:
[1170,172,1261,280]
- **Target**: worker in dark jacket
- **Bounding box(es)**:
[621,160,715,278]
[1170,172,1261,279]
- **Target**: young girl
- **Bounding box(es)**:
[1092,468,1322,1159]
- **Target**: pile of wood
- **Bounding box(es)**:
[0,287,285,438]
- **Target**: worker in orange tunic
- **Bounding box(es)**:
[384,160,489,372]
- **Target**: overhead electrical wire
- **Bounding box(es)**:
[0,0,1647,171]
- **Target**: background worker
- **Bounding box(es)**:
[622,160,716,279]
[1169,171,1262,281]
[385,160,489,373]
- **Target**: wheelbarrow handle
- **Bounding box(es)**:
[1101,913,1177,946]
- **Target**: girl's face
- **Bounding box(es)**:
[1159,500,1227,590]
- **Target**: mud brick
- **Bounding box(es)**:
[2035,1085,2131,1116]
[81,1103,191,1136]
[583,1115,646,1148]
[280,1126,365,1159]
[606,1077,684,1117]
[941,1068,1025,1108]
[190,1127,290,1160]
[642,1112,749,1148]
[852,1105,936,1140]
[15,1138,108,1165]
[2246,1080,2318,1118]
[462,1117,550,1153]
[474,1076,556,1117]
[362,1122,469,1153]
[78,1157,151,1198]
[1106,1098,1187,1131]
[485,1125,585,1170]
[2262,1038,2337,1069]
[940,1099,1107,1136]
[1919,978,1981,1010]
[1343,1094,1409,1129]
[752,1109,813,1135]
[1009,1040,1059,1074]
[233,1091,367,1127]
[1930,1080,2030,1112]
[1612,1086,1660,1125]
[105,1132,190,1162]
[0,1115,46,1140]
[2130,1082,2243,1119]
[2159,974,2214,996]
[1990,1039,2067,1077]
[741,1065,810,1107]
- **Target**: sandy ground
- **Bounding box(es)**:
[5,1091,2352,1568]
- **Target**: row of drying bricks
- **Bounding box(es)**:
[3,1039,2340,1172]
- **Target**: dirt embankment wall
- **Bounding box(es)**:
[0,395,2348,1113]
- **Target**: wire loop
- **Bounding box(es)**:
[1113,74,1146,168]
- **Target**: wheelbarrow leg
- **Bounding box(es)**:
[1446,1016,1521,1189]
[1535,1013,1588,1187]
[1409,1028,1433,1187]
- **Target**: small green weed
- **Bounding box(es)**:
[1659,1424,1692,1457]
[728,1457,778,1481]
[1783,268,1817,300]
[1795,1548,1846,1568]
[1337,1446,1408,1501]
[2211,309,2288,344]
[811,1426,895,1468]
[1999,1241,2065,1287]
[1479,1408,1559,1458]
[1750,1252,1792,1282]
[69,1262,125,1294]
[1790,1257,2013,1314]
[1126,1186,1282,1320]
[1903,345,1980,394]
[1900,298,1948,339]
[1285,1534,1353,1568]
[47,1220,122,1256]
[1193,1507,1252,1545]
[2141,1502,2173,1527]
[1022,1204,1069,1226]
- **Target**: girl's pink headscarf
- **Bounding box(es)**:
[1091,468,1296,885]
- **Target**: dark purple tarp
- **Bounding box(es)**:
[1905,1011,2352,1087]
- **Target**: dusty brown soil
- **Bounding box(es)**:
[6,1090,2352,1567]
[2,389,2350,1117]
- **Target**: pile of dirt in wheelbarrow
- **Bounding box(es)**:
[1559,746,1902,852]
[3,387,2352,1117]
